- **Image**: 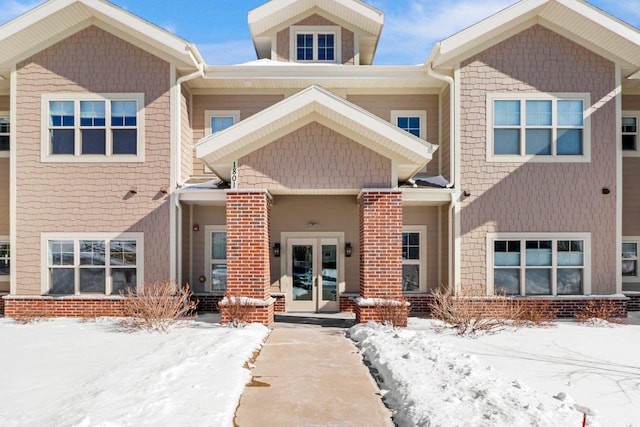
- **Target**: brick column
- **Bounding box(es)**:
[357,190,407,324]
[222,191,274,326]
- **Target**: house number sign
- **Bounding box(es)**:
[231,161,238,189]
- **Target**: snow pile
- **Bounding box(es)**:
[0,317,269,427]
[355,297,410,307]
[350,322,596,427]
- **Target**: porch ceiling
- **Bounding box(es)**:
[195,85,438,182]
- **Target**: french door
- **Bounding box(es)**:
[287,237,339,312]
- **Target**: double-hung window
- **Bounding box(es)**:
[43,233,143,295]
[401,226,427,292]
[205,226,227,293]
[0,238,9,281]
[42,93,144,162]
[391,110,426,139]
[290,26,340,63]
[0,112,9,155]
[488,233,590,296]
[487,93,590,162]
[622,112,640,155]
[623,237,640,282]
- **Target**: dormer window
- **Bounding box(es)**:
[291,26,340,63]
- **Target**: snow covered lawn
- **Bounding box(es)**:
[351,318,640,427]
[0,316,269,427]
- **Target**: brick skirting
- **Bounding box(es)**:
[623,293,640,311]
[339,294,358,312]
[272,294,286,313]
[3,296,127,318]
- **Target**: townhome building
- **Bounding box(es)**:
[1,0,639,326]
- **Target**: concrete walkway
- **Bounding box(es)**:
[234,318,394,427]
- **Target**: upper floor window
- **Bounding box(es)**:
[41,93,144,163]
[0,112,9,156]
[488,232,591,296]
[290,26,341,63]
[391,110,426,139]
[42,233,143,295]
[402,226,427,293]
[622,112,640,156]
[205,110,240,136]
[487,93,590,163]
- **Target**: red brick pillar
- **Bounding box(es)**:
[356,190,407,324]
[222,191,274,326]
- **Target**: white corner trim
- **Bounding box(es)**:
[9,65,16,295]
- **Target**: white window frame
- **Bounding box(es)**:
[0,111,9,158]
[402,225,427,293]
[486,232,591,296]
[391,110,427,139]
[290,26,341,63]
[40,232,144,295]
[0,236,9,282]
[622,111,640,157]
[204,225,227,294]
[622,236,640,282]
[203,110,240,173]
[41,93,145,163]
[486,93,591,163]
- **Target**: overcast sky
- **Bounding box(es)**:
[1,0,639,65]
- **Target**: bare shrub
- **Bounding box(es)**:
[218,296,254,327]
[119,281,197,332]
[12,304,54,325]
[516,300,558,326]
[374,298,410,327]
[575,300,624,324]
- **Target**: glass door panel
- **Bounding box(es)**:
[292,245,313,301]
[321,245,337,302]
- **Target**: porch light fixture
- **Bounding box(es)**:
[602,187,611,195]
[129,186,137,195]
[345,243,352,257]
[308,222,318,228]
[192,224,200,232]
[273,243,281,257]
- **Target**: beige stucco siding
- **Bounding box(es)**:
[459,25,617,294]
[0,158,8,235]
[403,206,441,291]
[182,205,226,293]
[440,88,451,181]
[270,195,360,292]
[0,95,8,111]
[14,26,172,294]
[347,94,440,176]
[623,95,640,111]
[192,94,284,176]
[180,85,193,182]
[237,122,391,192]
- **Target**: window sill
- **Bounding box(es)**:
[40,155,144,163]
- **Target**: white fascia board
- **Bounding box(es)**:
[555,0,640,43]
[196,86,435,165]
[0,0,76,37]
[434,0,548,67]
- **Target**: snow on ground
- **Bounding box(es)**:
[0,316,269,427]
[351,318,640,427]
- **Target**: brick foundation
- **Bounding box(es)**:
[3,296,127,318]
[405,294,433,313]
[224,191,274,326]
[624,293,640,311]
[339,294,358,312]
[192,294,223,312]
[272,294,286,313]
[357,190,406,325]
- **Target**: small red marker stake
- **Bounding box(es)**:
[582,413,587,427]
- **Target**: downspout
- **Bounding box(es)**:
[173,44,204,288]
[427,62,455,188]
[427,57,457,292]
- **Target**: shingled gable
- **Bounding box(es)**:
[0,0,204,70]
[195,85,437,182]
[248,0,384,65]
